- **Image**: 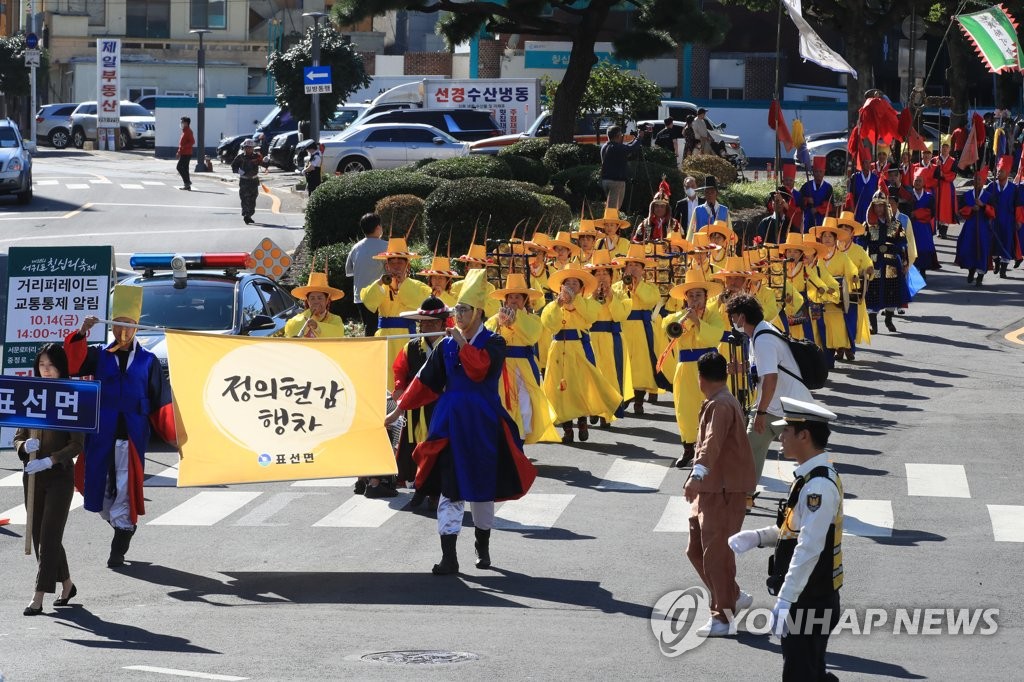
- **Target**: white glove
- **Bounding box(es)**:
[770,598,792,638]
[24,438,40,454]
[728,530,760,554]
[24,457,53,475]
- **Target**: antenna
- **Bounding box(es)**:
[405,211,418,240]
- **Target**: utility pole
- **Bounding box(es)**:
[303,12,327,146]
[190,29,211,172]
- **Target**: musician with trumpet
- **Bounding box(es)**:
[775,233,818,341]
[662,269,725,468]
[615,244,664,415]
[836,211,875,346]
[284,265,348,339]
[584,251,633,424]
[810,219,858,365]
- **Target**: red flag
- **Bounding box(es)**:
[972,112,986,146]
[897,109,913,140]
[847,125,861,170]
[959,121,980,170]
[858,97,900,145]
[768,100,794,152]
[907,127,930,153]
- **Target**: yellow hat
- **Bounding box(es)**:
[456,268,490,310]
[456,243,489,265]
[548,265,597,296]
[490,272,543,301]
[572,219,602,239]
[526,233,555,254]
[583,249,624,271]
[594,207,631,231]
[616,242,655,267]
[419,256,461,278]
[373,237,418,260]
[711,255,764,282]
[781,232,816,256]
[668,233,693,252]
[111,284,143,322]
[802,232,829,258]
[811,217,844,240]
[876,143,891,155]
[705,220,737,244]
[292,270,345,301]
[670,267,723,300]
[549,231,581,256]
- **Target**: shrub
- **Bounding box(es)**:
[498,138,551,160]
[400,158,438,172]
[505,180,546,194]
[375,194,426,235]
[642,145,678,169]
[501,154,551,186]
[681,153,739,187]
[719,180,777,210]
[534,193,573,228]
[622,162,686,215]
[542,143,601,173]
[305,171,447,248]
[423,177,544,256]
[419,155,512,181]
[550,164,603,212]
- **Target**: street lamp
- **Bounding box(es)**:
[190,28,211,173]
[302,11,327,146]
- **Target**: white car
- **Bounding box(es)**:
[321,123,469,174]
[797,124,942,176]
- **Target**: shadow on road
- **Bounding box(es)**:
[0,195,84,212]
[52,604,219,653]
[733,632,926,679]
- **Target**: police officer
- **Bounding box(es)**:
[728,397,842,682]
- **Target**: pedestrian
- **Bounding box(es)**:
[176,116,194,191]
[283,261,347,338]
[956,168,994,286]
[600,124,645,210]
[230,138,262,224]
[64,286,176,568]
[397,269,538,575]
[682,115,697,159]
[690,108,713,155]
[303,142,323,196]
[798,157,833,231]
[654,117,683,157]
[15,344,84,616]
[728,397,843,682]
[724,293,813,506]
[686,176,732,240]
[684,351,757,637]
[346,213,388,336]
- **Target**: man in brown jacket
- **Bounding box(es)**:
[684,351,757,637]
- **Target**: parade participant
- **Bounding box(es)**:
[778,163,803,230]
[398,269,537,575]
[360,237,433,390]
[633,181,680,242]
[663,269,725,468]
[594,208,632,256]
[836,212,874,346]
[230,138,262,224]
[541,265,622,443]
[756,189,792,244]
[688,231,718,280]
[584,251,632,424]
[525,233,556,372]
[685,351,757,637]
[705,221,735,274]
[848,158,879,224]
[673,176,701,231]
[986,155,1019,278]
[572,218,602,266]
[347,213,388,336]
[777,233,816,340]
[864,189,911,334]
[729,397,843,682]
[615,244,663,414]
[873,143,891,176]
[451,241,501,318]
[485,273,559,444]
[897,150,914,203]
[283,264,347,338]
[64,286,176,568]
[709,255,779,328]
[418,252,461,308]
[15,345,85,615]
[812,219,858,364]
[933,141,959,240]
[548,230,579,275]
[957,168,994,286]
[909,168,940,277]
[801,233,840,349]
[912,143,937,200]
[389,296,450,506]
[799,157,832,230]
[687,176,732,240]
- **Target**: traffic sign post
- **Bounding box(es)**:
[303,66,333,95]
[301,12,329,146]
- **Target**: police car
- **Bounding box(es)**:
[120,252,303,378]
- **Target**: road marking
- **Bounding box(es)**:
[843,499,893,537]
[148,491,261,526]
[36,179,58,186]
[120,183,144,189]
[653,497,691,532]
[122,666,248,681]
[61,202,92,220]
[0,471,22,486]
[987,505,1024,542]
[291,477,358,487]
[90,178,111,184]
[1003,325,1024,345]
[66,183,90,189]
[758,459,797,494]
[141,181,165,186]
[493,493,574,530]
[233,492,324,527]
[905,463,971,498]
[145,465,179,487]
[0,492,84,525]
[265,188,281,214]
[597,460,667,492]
[312,493,408,527]
[0,226,276,244]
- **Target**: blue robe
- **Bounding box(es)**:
[985,179,1017,262]
[955,188,992,272]
[910,190,939,271]
[851,171,879,223]
[692,202,730,231]
[799,179,833,231]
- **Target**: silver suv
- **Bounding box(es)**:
[35,103,77,148]
[0,119,33,204]
[69,101,156,149]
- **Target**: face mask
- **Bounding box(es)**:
[685,188,696,199]
[733,322,744,333]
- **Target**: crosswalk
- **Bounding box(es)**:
[34,178,175,191]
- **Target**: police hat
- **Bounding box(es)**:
[771,397,838,428]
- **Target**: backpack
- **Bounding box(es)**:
[752,327,829,390]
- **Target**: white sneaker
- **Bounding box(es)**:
[696,617,733,638]
[735,590,753,611]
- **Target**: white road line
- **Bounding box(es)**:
[90,178,112,184]
[141,181,165,186]
[653,497,691,532]
[291,477,358,487]
[312,493,409,527]
[145,465,179,487]
[758,459,797,494]
[905,463,971,498]
[843,499,893,537]
[122,666,248,681]
[0,492,84,525]
[233,492,325,527]
[987,505,1024,542]
[35,179,58,185]
[0,227,277,244]
[0,471,23,487]
[493,493,574,530]
[148,491,261,526]
[120,183,144,189]
[597,460,667,492]
[66,183,90,189]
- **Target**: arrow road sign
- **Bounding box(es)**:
[303,66,333,95]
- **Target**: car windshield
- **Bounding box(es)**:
[326,109,360,130]
[137,281,236,331]
[0,127,19,148]
[120,104,151,117]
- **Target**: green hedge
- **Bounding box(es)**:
[642,145,678,169]
[535,193,573,228]
[543,143,601,173]
[681,153,739,187]
[375,194,425,235]
[423,177,544,256]
[418,155,513,181]
[502,154,551,186]
[550,164,603,211]
[498,138,550,160]
[305,171,447,248]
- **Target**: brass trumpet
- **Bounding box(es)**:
[666,321,684,338]
[381,273,393,286]
[621,274,634,286]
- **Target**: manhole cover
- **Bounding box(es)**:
[360,650,478,665]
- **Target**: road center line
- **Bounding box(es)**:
[1003,324,1024,345]
[122,666,248,681]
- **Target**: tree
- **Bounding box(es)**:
[333,0,726,143]
[542,61,662,132]
[266,24,371,126]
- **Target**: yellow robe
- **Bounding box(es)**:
[283,310,347,338]
[614,279,661,393]
[360,276,433,390]
[775,263,809,341]
[820,250,857,350]
[586,287,632,415]
[541,295,622,423]
[805,262,840,349]
[599,236,631,257]
[657,296,685,382]
[485,312,559,444]
[450,275,501,318]
[839,242,873,344]
[663,307,725,443]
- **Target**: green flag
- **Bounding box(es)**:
[956,5,1023,73]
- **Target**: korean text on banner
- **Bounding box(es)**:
[0,375,101,433]
[165,332,397,486]
[425,78,537,135]
[96,38,121,129]
[956,5,1023,74]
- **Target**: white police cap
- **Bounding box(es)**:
[771,397,838,428]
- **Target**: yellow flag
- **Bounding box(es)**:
[791,118,805,149]
[165,331,397,486]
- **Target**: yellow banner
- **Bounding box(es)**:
[165,331,397,486]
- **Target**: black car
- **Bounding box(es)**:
[357,108,502,142]
[265,130,301,171]
[218,133,253,163]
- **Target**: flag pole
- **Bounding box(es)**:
[774,0,784,180]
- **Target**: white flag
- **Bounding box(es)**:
[782,0,858,78]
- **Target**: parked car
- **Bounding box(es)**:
[135,95,157,114]
[264,130,302,171]
[355,108,502,142]
[253,106,300,155]
[217,133,252,163]
[0,118,33,204]
[321,123,469,174]
[325,104,368,132]
[796,124,941,176]
[35,103,77,148]
[69,101,156,149]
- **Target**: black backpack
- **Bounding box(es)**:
[752,327,829,390]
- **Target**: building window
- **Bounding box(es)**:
[190,0,227,30]
[68,0,106,26]
[710,88,744,100]
[126,0,171,39]
[709,58,745,101]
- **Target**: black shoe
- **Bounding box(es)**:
[432,534,459,575]
[883,312,896,333]
[1015,259,1022,269]
[674,443,695,469]
[561,425,574,444]
[364,483,398,498]
[474,528,492,569]
[588,416,599,425]
[967,269,975,284]
[178,185,191,191]
[23,604,43,616]
[869,313,878,335]
[896,308,905,315]
[1000,262,1009,278]
[576,417,589,442]
[107,527,135,568]
[632,392,645,416]
[598,418,610,429]
[54,583,77,607]
[976,275,984,287]
[243,216,255,224]
[647,392,659,404]
[353,479,367,495]
[408,490,426,509]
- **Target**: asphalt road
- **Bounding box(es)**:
[1,164,1023,680]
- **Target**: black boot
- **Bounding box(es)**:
[576,416,589,442]
[474,528,492,569]
[432,534,459,575]
[632,390,645,416]
[1015,259,1022,269]
[674,442,695,469]
[869,313,878,335]
[560,422,574,444]
[107,526,136,568]
[883,311,896,333]
[976,273,984,287]
[1000,262,1009,278]
[937,223,948,239]
[967,269,975,284]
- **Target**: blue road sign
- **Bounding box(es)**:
[303,66,332,85]
[0,375,101,433]
[26,33,38,49]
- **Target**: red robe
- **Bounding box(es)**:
[933,155,959,224]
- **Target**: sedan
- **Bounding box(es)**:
[321,123,469,174]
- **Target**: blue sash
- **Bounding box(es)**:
[678,347,716,363]
[627,309,659,373]
[590,321,625,403]
[378,316,416,334]
[553,329,597,365]
[504,345,541,384]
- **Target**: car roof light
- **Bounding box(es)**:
[201,253,256,269]
[130,253,202,270]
